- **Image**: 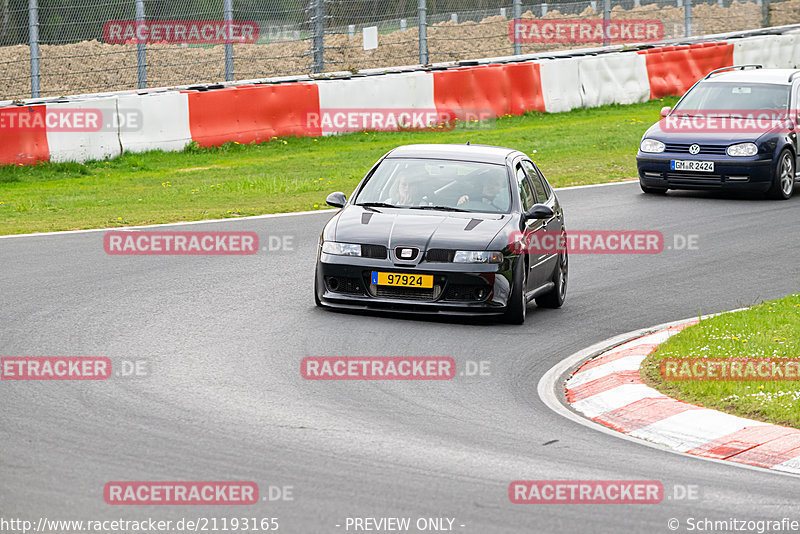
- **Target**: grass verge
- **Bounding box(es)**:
[641,294,800,429]
[0,97,677,235]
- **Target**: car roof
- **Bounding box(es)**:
[704,68,798,85]
[385,143,522,165]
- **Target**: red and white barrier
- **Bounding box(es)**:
[317,71,435,135]
[3,31,798,165]
[578,52,650,107]
[118,92,193,154]
[732,33,800,69]
[539,57,582,113]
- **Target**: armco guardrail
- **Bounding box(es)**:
[1,24,798,165]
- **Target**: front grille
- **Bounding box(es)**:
[426,249,455,262]
[444,284,490,301]
[666,172,722,181]
[325,276,364,294]
[664,143,728,155]
[374,285,442,301]
[361,244,388,259]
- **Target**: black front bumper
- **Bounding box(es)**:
[637,154,773,192]
[315,255,514,316]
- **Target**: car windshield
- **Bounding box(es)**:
[673,82,791,114]
[354,157,512,214]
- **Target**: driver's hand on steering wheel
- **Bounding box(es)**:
[457,195,469,206]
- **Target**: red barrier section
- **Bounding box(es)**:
[0,105,50,164]
[639,42,734,99]
[186,83,321,147]
[433,62,545,119]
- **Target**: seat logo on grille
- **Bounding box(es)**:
[396,247,419,260]
[689,144,700,155]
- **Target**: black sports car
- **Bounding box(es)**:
[314,144,567,324]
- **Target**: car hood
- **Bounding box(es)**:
[643,118,772,144]
[331,206,513,251]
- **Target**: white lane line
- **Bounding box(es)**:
[0,180,637,240]
[0,209,337,240]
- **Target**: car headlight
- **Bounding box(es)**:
[453,251,503,264]
[726,142,758,157]
[640,139,665,153]
[321,241,361,256]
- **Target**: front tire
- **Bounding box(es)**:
[766,149,795,200]
[640,181,667,195]
[503,259,527,325]
[536,249,568,309]
[314,269,323,307]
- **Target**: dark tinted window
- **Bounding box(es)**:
[515,164,535,211]
[522,160,548,203]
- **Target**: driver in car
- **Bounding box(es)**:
[456,173,507,210]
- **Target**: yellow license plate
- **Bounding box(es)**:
[371,271,433,288]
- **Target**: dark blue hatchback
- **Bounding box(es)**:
[637,66,800,199]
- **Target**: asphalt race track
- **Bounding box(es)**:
[1,181,799,533]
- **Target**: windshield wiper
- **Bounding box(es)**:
[356,202,399,212]
[408,205,469,212]
[357,202,399,208]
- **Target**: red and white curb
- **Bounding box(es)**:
[539,317,800,477]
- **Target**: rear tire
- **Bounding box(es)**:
[766,149,795,200]
[640,182,667,195]
[503,260,527,325]
[536,249,568,309]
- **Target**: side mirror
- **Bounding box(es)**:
[326,191,347,208]
[523,204,554,220]
[660,106,672,118]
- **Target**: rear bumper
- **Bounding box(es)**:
[636,154,773,192]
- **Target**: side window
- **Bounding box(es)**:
[521,160,548,203]
[515,164,535,211]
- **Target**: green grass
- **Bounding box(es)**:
[641,294,800,429]
[0,97,677,235]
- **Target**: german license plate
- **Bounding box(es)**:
[671,160,714,172]
[371,271,433,288]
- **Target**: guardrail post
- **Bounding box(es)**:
[29,0,40,97]
[135,0,146,89]
[685,0,692,38]
[418,0,428,64]
[602,0,610,46]
[224,0,233,81]
[312,0,324,73]
[513,0,521,55]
